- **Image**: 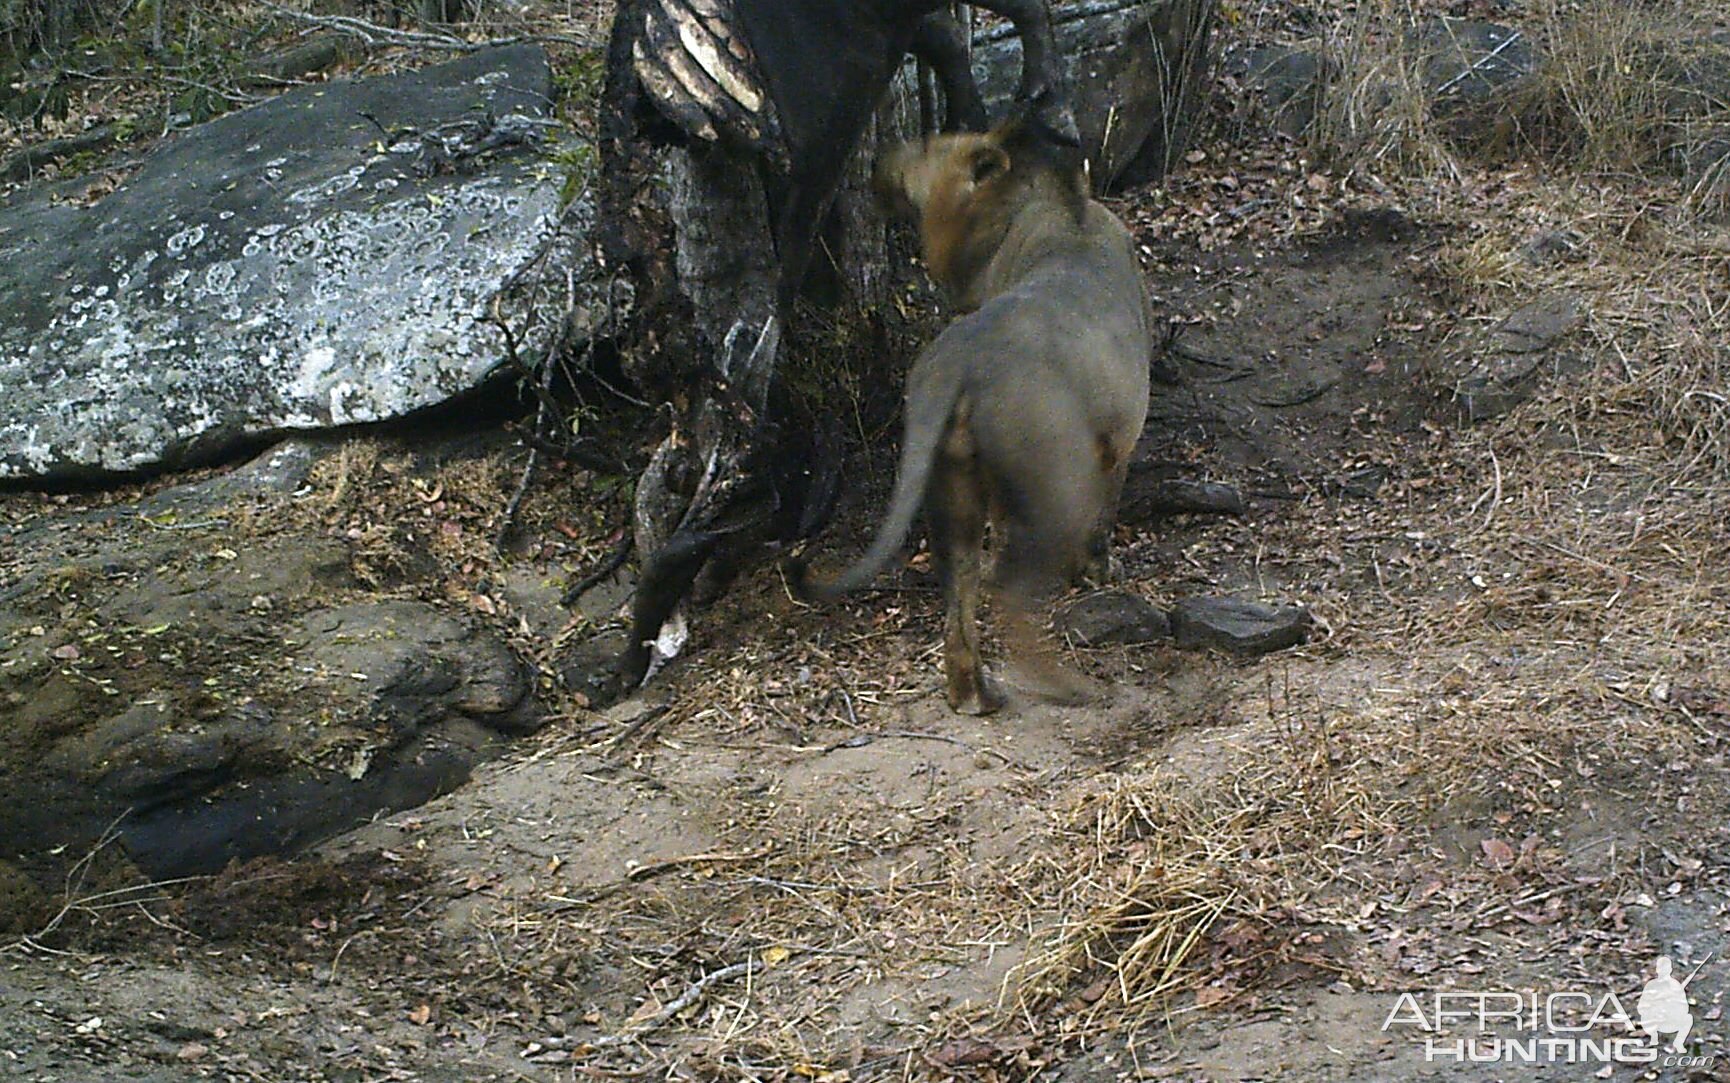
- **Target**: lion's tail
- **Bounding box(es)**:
[795,364,966,602]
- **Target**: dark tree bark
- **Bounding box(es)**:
[4,0,101,54]
[418,0,467,26]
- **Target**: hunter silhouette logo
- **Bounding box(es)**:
[1637,955,1700,1053]
[1381,953,1716,1068]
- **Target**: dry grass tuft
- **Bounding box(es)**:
[1306,3,1462,185]
[1307,0,1730,192]
[1511,0,1720,173]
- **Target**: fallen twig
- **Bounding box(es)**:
[260,3,596,51]
[601,704,672,752]
[563,529,634,605]
[625,847,772,882]
[820,730,1022,768]
[587,959,762,1049]
[1433,30,1525,96]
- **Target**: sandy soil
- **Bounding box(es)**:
[5,197,1725,1081]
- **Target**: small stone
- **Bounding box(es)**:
[1340,465,1389,499]
[1518,228,1585,266]
[1444,293,1583,423]
[1057,591,1171,647]
[1170,596,1310,655]
[1493,294,1583,353]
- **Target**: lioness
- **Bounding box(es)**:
[799,119,1153,714]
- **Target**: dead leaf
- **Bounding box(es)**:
[1195,985,1234,1009]
[928,1038,1000,1067]
[1481,838,1516,869]
[408,1003,432,1026]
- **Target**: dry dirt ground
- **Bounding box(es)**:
[5,4,1730,1083]
[5,196,1726,1082]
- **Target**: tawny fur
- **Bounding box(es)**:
[805,120,1153,714]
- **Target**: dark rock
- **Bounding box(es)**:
[0,46,593,481]
[295,602,537,732]
[1,584,538,877]
[1421,19,1534,103]
[1170,596,1310,654]
[1057,590,1171,646]
[1339,464,1390,499]
[113,717,505,880]
[0,859,50,935]
[1142,479,1246,517]
[1680,129,1730,219]
[1223,44,1328,136]
[561,628,634,709]
[1408,19,1536,153]
[974,0,1216,191]
[1446,293,1584,422]
[1651,38,1730,126]
[1518,228,1587,266]
[1329,206,1421,244]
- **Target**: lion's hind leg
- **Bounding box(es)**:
[992,511,1103,707]
[929,433,1005,715]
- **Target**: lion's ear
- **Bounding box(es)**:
[970,144,1010,185]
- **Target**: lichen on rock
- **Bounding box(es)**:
[0,45,588,482]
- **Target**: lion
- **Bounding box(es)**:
[797,119,1153,714]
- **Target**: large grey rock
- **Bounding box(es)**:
[974,0,1216,191]
[1170,596,1310,654]
[0,45,586,481]
[1222,44,1328,136]
[1058,590,1171,646]
[1445,293,1584,422]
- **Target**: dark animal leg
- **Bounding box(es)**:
[617,529,722,690]
[966,0,1079,144]
[909,13,988,132]
[771,171,843,305]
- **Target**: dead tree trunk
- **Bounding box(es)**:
[587,0,1216,702]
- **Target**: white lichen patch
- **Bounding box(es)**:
[0,156,575,479]
[0,48,575,480]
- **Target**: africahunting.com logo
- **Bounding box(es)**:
[1381,955,1716,1068]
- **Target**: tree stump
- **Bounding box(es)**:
[587,0,1217,701]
